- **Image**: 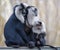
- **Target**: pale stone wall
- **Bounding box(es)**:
[0,0,60,47]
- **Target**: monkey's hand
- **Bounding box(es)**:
[27,41,35,48]
[35,40,40,47]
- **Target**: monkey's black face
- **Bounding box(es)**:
[18,7,26,16]
[15,3,28,17]
[19,3,27,16]
[15,3,28,23]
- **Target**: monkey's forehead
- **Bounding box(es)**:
[28,6,37,10]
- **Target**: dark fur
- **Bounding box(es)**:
[4,4,36,48]
[4,4,28,47]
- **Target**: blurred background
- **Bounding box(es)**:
[0,0,60,47]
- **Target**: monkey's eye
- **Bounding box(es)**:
[32,8,37,16]
[19,8,22,11]
[19,6,24,11]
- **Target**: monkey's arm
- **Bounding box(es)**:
[16,23,30,43]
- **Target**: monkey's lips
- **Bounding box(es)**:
[37,27,41,30]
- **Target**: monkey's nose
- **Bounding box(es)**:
[38,22,42,25]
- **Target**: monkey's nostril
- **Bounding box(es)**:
[39,22,42,25]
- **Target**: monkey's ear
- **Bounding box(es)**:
[20,3,28,9]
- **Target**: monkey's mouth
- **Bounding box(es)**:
[35,24,42,30]
[36,24,40,26]
[37,27,41,30]
[36,26,41,30]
